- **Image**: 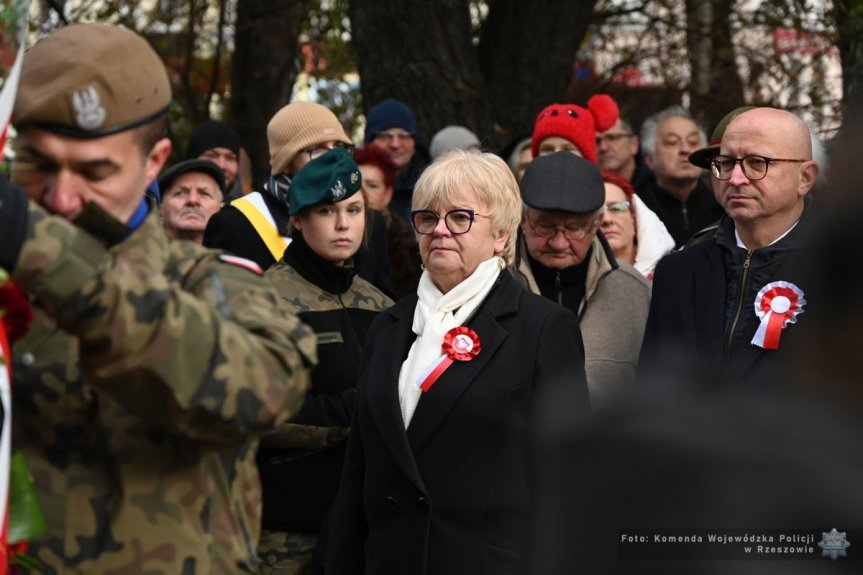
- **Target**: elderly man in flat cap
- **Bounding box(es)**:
[0,23,316,574]
[158,158,226,245]
[511,151,650,403]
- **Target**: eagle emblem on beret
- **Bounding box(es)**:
[72,86,107,130]
[330,180,347,201]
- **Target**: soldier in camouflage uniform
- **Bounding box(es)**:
[0,23,316,574]
[258,148,392,574]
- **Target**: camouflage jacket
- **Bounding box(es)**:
[10,201,317,575]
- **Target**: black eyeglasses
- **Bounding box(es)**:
[710,154,807,181]
[526,218,596,241]
[410,209,488,235]
[301,142,355,161]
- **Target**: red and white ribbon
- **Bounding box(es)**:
[0,323,11,565]
[416,327,481,393]
[751,281,805,349]
[1,5,31,562]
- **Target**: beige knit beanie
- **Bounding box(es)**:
[267,102,352,175]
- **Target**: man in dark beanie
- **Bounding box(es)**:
[186,119,244,202]
[364,97,430,223]
[0,22,315,574]
[510,151,649,405]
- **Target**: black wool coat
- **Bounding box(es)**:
[324,271,590,575]
[638,207,815,387]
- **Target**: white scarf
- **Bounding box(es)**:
[398,257,503,428]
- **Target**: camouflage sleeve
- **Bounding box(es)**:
[12,202,317,447]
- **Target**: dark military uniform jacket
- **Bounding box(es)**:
[259,234,392,536]
[10,202,316,574]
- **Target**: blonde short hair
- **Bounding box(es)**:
[412,149,522,265]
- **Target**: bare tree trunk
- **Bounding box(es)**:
[181,0,202,123]
[348,0,492,150]
[834,0,863,122]
[478,0,599,146]
[204,0,229,118]
[684,0,745,133]
[230,0,314,187]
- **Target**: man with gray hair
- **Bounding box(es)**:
[637,105,724,246]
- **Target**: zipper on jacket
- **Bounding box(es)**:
[555,272,563,306]
[681,203,689,234]
[722,249,753,373]
[337,293,364,357]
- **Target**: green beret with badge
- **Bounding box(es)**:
[288,147,363,215]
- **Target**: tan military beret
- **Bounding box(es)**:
[13,23,172,138]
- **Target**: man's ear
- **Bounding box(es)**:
[798,160,819,198]
[144,137,172,184]
[643,152,654,170]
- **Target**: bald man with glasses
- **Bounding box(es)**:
[639,107,819,387]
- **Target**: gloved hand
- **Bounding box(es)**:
[0,175,29,272]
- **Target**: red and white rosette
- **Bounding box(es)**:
[751,281,805,350]
[416,327,481,393]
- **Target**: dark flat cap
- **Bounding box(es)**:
[158,159,226,197]
[520,151,605,213]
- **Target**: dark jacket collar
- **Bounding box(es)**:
[283,232,357,295]
[715,198,814,256]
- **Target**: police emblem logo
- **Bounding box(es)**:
[818,528,850,560]
[72,86,107,130]
[330,180,347,201]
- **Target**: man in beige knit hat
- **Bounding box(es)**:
[204,102,395,295]
[203,101,354,270]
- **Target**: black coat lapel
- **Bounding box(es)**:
[365,298,426,488]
